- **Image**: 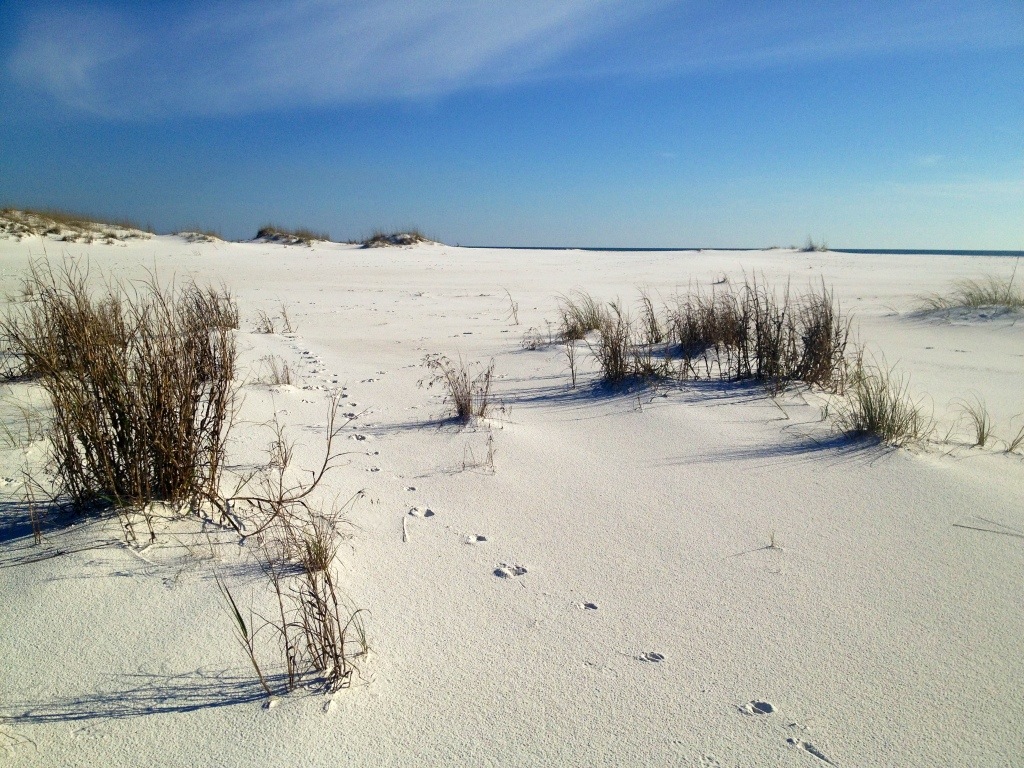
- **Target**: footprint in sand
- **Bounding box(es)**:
[581,602,598,611]
[638,651,665,663]
[367,467,380,473]
[465,534,488,545]
[408,506,434,518]
[349,434,370,441]
[494,563,527,578]
[739,700,775,715]
[405,486,417,491]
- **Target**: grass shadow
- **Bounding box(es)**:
[669,430,895,470]
[0,668,278,724]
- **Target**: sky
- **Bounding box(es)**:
[1,0,1022,248]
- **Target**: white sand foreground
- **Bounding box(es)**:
[1,236,1022,767]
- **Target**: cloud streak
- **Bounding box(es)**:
[6,0,1023,119]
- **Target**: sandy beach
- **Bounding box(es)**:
[1,232,1022,767]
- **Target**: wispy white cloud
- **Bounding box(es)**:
[6,0,1023,119]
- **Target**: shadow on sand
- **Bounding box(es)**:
[1,669,275,724]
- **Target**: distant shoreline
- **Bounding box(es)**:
[463,246,1024,257]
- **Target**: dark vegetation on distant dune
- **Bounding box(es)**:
[255,224,330,245]
[0,207,153,242]
[361,228,430,248]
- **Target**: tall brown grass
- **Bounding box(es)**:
[0,261,237,540]
[561,279,850,392]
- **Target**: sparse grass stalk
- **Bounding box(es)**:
[958,396,993,447]
[261,355,293,386]
[503,288,520,325]
[1007,423,1024,454]
[422,355,495,422]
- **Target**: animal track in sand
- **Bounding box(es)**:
[739,700,775,715]
[465,534,488,545]
[367,467,380,473]
[786,738,836,765]
[638,651,664,663]
[348,434,370,441]
[405,486,416,491]
[494,563,527,578]
[581,602,598,610]
[408,506,434,518]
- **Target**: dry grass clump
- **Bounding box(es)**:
[920,267,1023,311]
[254,304,296,335]
[557,280,850,392]
[219,405,368,696]
[0,262,237,540]
[261,355,294,386]
[591,303,640,384]
[421,354,495,422]
[668,279,850,393]
[557,291,607,341]
[256,224,329,245]
[0,207,152,242]
[831,359,932,445]
[361,229,430,248]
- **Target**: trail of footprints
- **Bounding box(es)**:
[278,336,838,765]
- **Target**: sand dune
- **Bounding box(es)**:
[1,235,1021,766]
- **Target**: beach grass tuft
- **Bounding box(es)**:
[957,396,993,448]
[422,354,495,422]
[920,263,1023,311]
[833,358,932,445]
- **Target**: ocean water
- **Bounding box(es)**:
[468,246,1024,258]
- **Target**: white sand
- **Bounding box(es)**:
[1,236,1022,766]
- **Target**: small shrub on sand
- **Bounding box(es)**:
[0,261,237,540]
[422,354,495,422]
[833,359,932,445]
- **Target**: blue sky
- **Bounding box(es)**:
[1,0,1022,248]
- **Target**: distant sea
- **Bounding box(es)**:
[469,246,1024,258]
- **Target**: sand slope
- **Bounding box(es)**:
[1,237,1022,766]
